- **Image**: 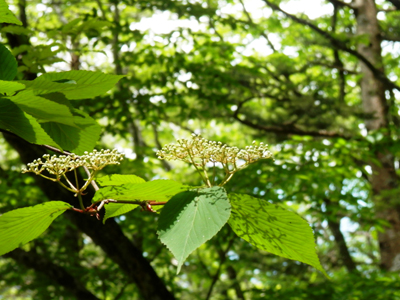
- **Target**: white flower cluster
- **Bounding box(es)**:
[157,134,272,169]
[22,149,124,176]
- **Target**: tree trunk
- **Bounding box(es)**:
[354,0,400,271]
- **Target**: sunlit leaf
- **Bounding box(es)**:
[0,0,22,25]
[228,193,327,276]
[0,201,71,256]
[0,80,25,95]
[96,174,146,186]
[0,98,60,148]
[21,71,125,100]
[93,180,189,202]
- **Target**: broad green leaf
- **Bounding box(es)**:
[0,25,31,35]
[102,203,139,224]
[96,174,146,186]
[0,43,17,80]
[157,186,231,273]
[0,98,60,148]
[92,180,189,202]
[0,80,25,94]
[40,109,101,155]
[21,71,125,99]
[0,0,22,25]
[228,193,327,276]
[0,201,71,256]
[7,91,76,126]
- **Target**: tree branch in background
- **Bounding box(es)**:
[381,34,400,42]
[386,0,400,9]
[326,0,354,9]
[4,248,100,300]
[233,100,352,139]
[238,0,277,52]
[324,198,357,273]
[262,0,400,92]
[226,265,246,300]
[331,3,346,105]
[205,235,236,300]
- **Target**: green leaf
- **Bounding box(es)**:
[228,193,327,276]
[40,109,101,155]
[0,43,17,80]
[0,0,22,25]
[7,91,76,126]
[0,25,31,35]
[0,98,61,148]
[93,180,189,202]
[96,174,146,186]
[157,186,231,273]
[0,201,71,256]
[0,80,25,95]
[102,203,139,224]
[21,71,125,100]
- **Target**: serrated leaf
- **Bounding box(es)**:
[0,98,60,148]
[0,43,17,80]
[93,180,189,202]
[157,186,231,273]
[0,201,71,256]
[40,109,101,155]
[96,174,146,186]
[102,203,139,224]
[21,71,125,99]
[0,0,22,25]
[0,80,25,94]
[228,193,327,276]
[7,90,76,126]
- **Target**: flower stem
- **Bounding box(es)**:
[77,193,85,211]
[187,149,209,186]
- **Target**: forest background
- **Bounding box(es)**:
[1,0,400,299]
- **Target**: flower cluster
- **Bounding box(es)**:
[157,134,272,167]
[22,149,124,177]
[157,135,272,186]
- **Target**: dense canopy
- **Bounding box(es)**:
[1,0,400,299]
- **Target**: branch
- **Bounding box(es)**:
[4,248,100,300]
[226,265,246,300]
[205,235,236,300]
[386,0,400,10]
[262,0,400,92]
[381,34,400,42]
[238,0,277,51]
[233,101,352,139]
[326,0,354,9]
[331,3,346,105]
[323,198,358,273]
